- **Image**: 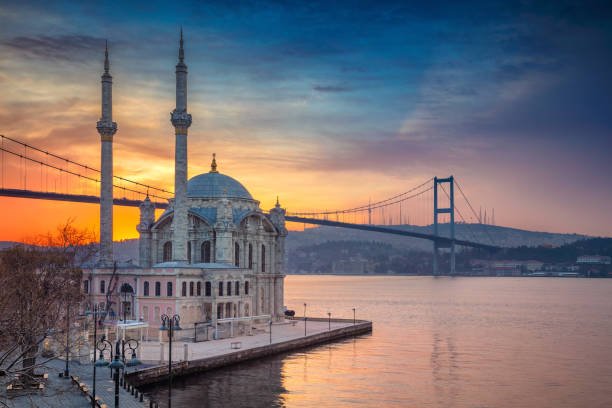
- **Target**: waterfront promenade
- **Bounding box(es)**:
[139,318,358,364]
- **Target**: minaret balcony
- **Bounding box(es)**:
[96,120,117,137]
[171,110,192,130]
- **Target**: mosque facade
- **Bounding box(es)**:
[84,33,287,335]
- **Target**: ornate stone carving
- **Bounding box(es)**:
[170,110,192,131]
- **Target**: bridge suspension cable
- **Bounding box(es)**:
[0,134,173,197]
[288,177,434,217]
[0,134,172,202]
[453,179,496,246]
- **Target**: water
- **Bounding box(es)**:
[144,276,612,407]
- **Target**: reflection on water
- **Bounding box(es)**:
[144,276,612,408]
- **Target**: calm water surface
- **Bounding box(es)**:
[145,276,612,407]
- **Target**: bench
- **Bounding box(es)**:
[230,341,242,349]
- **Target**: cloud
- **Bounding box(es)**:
[2,34,107,62]
[313,85,351,93]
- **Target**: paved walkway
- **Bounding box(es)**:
[68,361,151,408]
[138,319,354,364]
[0,359,89,408]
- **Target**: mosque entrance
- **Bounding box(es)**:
[119,282,135,320]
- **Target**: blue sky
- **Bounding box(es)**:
[0,0,611,238]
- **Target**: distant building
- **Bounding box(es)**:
[577,255,611,265]
[470,259,544,276]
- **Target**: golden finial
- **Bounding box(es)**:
[276,196,280,207]
[210,153,218,173]
[223,187,227,194]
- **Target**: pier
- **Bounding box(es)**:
[127,318,372,387]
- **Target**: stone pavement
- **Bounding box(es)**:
[67,360,152,408]
[138,318,354,364]
[0,359,89,408]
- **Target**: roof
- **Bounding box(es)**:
[187,172,253,200]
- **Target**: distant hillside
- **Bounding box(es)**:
[286,223,590,254]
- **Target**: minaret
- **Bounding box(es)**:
[269,197,288,321]
[170,28,192,262]
[96,41,117,267]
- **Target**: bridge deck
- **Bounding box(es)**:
[0,188,497,250]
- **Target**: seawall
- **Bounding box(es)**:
[127,318,372,387]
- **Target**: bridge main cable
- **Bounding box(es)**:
[0,145,170,202]
[288,177,434,216]
[0,134,173,196]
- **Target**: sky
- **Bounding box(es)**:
[0,0,611,241]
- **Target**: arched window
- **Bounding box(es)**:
[205,281,211,297]
[218,281,224,296]
[154,281,161,297]
[143,281,149,296]
[100,280,106,294]
[227,281,232,296]
[235,242,240,267]
[261,244,266,272]
[163,241,172,262]
[182,282,187,297]
[167,282,173,297]
[201,241,211,263]
[248,244,253,269]
[197,281,201,296]
[187,242,191,264]
[189,281,194,296]
[245,281,249,295]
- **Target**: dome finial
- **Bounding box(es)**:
[276,196,280,208]
[210,153,218,173]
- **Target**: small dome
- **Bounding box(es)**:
[188,172,253,199]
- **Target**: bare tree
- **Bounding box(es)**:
[0,221,96,388]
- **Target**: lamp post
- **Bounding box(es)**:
[304,303,307,337]
[85,305,106,408]
[269,320,272,344]
[328,312,331,331]
[61,302,71,378]
[95,338,125,408]
[120,338,141,384]
[352,308,356,325]
[160,314,182,408]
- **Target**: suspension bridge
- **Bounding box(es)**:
[0,134,499,274]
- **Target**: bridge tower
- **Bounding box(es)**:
[433,176,455,275]
[96,41,117,267]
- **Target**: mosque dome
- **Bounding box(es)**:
[187,154,253,199]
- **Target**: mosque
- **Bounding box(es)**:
[84,32,288,336]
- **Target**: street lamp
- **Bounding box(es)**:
[64,303,71,377]
[269,320,273,344]
[85,305,106,408]
[327,312,331,331]
[95,338,125,408]
[159,314,182,408]
[303,303,307,337]
[352,308,356,325]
